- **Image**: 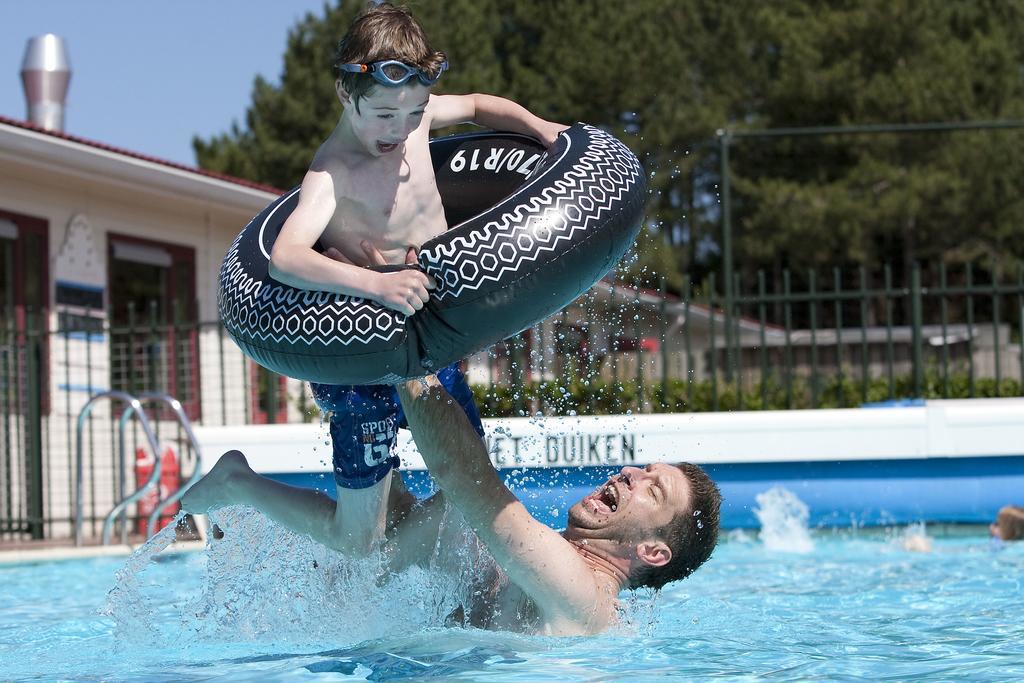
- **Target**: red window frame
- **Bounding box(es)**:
[107,232,199,419]
[0,208,50,415]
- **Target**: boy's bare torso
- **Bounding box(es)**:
[316,123,448,266]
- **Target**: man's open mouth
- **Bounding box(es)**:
[376,141,400,154]
[589,481,619,514]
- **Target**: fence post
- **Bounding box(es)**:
[172,299,182,410]
[1018,264,1024,391]
[1,306,11,540]
[510,334,524,415]
[734,272,744,410]
[757,270,768,409]
[991,266,1002,395]
[126,302,136,396]
[633,290,643,412]
[25,307,44,539]
[718,131,735,385]
[536,323,544,413]
[609,285,619,409]
[708,273,718,411]
[659,277,669,411]
[884,265,895,399]
[783,270,793,409]
[939,263,950,398]
[833,268,845,407]
[683,281,694,407]
[148,300,159,394]
[911,264,923,396]
[808,270,819,408]
[859,267,869,404]
[218,321,227,424]
[586,292,597,415]
[966,263,976,397]
[266,370,279,425]
[559,308,570,386]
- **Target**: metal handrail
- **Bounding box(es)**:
[134,392,204,540]
[75,391,162,547]
[99,392,204,545]
[113,402,141,545]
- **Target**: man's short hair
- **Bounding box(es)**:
[630,462,721,590]
[334,2,447,110]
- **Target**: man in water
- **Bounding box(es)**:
[182,376,721,635]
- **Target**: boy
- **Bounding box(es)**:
[194,3,566,554]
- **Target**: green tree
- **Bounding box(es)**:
[193,3,361,189]
[195,0,1024,301]
[193,0,754,292]
[727,0,1024,293]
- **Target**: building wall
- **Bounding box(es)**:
[0,139,277,541]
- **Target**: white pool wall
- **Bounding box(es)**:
[193,397,1024,475]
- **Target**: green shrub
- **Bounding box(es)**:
[470,370,1023,417]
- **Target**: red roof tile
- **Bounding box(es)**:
[0,114,283,195]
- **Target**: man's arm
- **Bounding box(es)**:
[395,378,606,626]
[268,169,431,316]
[428,94,567,148]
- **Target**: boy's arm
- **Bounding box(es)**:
[395,377,604,625]
[269,169,431,316]
[428,94,567,148]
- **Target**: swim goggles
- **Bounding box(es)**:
[339,59,448,87]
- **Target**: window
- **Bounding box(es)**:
[0,209,49,415]
[250,363,288,424]
[107,233,199,419]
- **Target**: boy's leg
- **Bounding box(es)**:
[181,449,410,553]
[181,450,340,547]
[331,472,393,553]
[310,382,404,554]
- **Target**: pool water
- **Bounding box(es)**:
[1,514,1022,681]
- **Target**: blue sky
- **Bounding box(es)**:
[1,0,335,166]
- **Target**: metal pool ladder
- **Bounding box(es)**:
[73,391,205,546]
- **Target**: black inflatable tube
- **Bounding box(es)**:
[218,123,646,384]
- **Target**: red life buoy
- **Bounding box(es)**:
[134,444,180,535]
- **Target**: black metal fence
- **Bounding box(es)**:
[2,263,1022,542]
[713,262,1023,410]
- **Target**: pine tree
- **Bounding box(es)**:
[194,0,1024,295]
[726,0,1024,289]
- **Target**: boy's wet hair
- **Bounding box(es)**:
[335,2,447,111]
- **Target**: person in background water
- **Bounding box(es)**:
[256,2,566,554]
[990,504,1024,542]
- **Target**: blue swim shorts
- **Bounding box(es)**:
[309,363,484,489]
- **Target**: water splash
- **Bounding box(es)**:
[105,504,487,648]
[726,528,755,544]
[102,511,183,643]
[615,587,660,637]
[753,487,814,553]
[897,522,933,553]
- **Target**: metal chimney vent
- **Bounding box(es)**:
[21,34,71,132]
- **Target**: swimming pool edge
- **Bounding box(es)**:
[0,540,206,565]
